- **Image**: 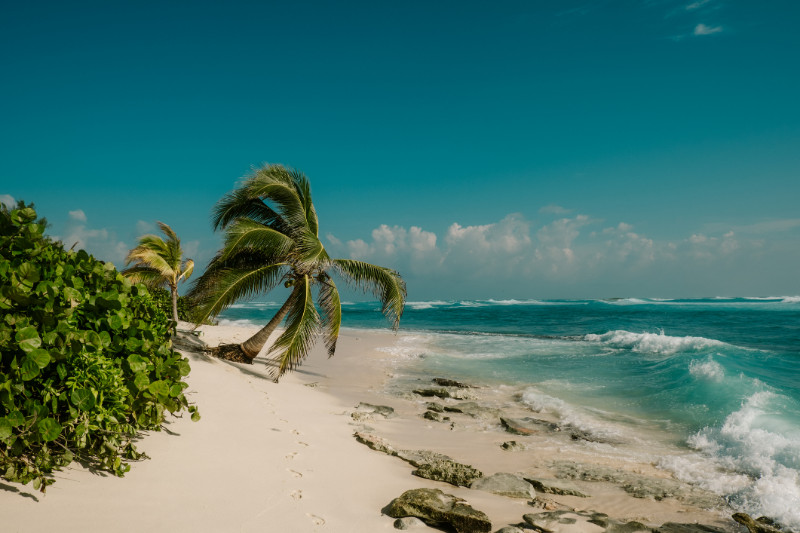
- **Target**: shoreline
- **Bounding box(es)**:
[0,324,742,532]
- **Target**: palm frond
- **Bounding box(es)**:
[211,188,290,233]
[187,262,288,324]
[332,259,406,329]
[267,275,321,380]
[120,266,166,289]
[219,219,295,262]
[317,277,341,357]
[178,259,194,282]
[125,245,173,277]
[288,168,318,237]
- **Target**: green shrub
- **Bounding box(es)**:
[150,287,191,322]
[0,202,199,492]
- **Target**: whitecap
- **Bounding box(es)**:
[689,357,725,382]
[584,330,726,355]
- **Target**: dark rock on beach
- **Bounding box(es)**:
[423,410,450,422]
[353,431,398,456]
[413,459,483,487]
[500,440,527,451]
[356,402,396,418]
[470,473,536,499]
[393,516,428,530]
[655,523,731,533]
[426,402,445,413]
[732,513,785,533]
[414,388,454,399]
[433,378,473,388]
[523,477,588,498]
[387,488,492,533]
[523,510,650,533]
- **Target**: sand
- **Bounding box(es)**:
[0,324,739,532]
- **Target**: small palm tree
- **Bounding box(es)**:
[122,222,195,325]
[188,164,406,380]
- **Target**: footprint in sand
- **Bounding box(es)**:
[290,490,302,500]
[291,429,301,435]
[307,514,325,526]
[285,452,297,460]
[288,469,303,478]
[297,441,309,447]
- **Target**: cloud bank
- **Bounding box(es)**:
[327,211,800,299]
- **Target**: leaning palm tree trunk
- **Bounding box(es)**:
[239,290,297,359]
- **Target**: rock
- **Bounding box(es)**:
[414,388,453,399]
[426,402,445,413]
[501,440,526,451]
[732,514,784,533]
[550,461,723,507]
[353,432,398,456]
[387,488,492,533]
[433,377,473,388]
[523,478,588,498]
[351,411,374,422]
[527,497,575,512]
[501,417,559,435]
[655,523,730,533]
[423,410,450,422]
[397,449,454,467]
[471,473,536,499]
[356,402,396,418]
[523,510,649,533]
[495,528,526,533]
[394,516,429,530]
[444,405,464,413]
[413,459,484,487]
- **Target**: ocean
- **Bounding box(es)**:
[219,296,800,528]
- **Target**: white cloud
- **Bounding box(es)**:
[136,220,156,235]
[69,209,87,222]
[694,23,723,35]
[686,0,711,10]
[0,194,14,208]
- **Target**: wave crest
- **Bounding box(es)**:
[584,330,726,355]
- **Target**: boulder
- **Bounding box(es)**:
[356,402,396,418]
[655,523,731,533]
[353,432,398,456]
[423,410,450,422]
[471,473,536,499]
[413,460,483,487]
[523,478,588,498]
[731,514,784,533]
[387,488,492,533]
[414,388,453,399]
[433,377,473,388]
[426,402,445,413]
[397,449,454,467]
[501,417,559,435]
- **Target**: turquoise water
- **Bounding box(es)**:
[220,296,800,527]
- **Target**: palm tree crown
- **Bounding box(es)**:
[188,164,406,380]
[122,222,195,324]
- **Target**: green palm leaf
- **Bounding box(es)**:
[267,275,321,379]
[219,219,295,261]
[332,259,406,329]
[317,277,341,357]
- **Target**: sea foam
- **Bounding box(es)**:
[584,330,725,355]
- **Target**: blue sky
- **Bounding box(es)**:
[2,1,798,299]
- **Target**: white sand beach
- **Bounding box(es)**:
[0,324,740,533]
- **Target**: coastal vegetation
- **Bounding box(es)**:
[188,164,407,379]
[0,203,198,491]
[122,222,194,326]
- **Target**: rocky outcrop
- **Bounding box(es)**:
[354,433,482,487]
[413,460,483,487]
[432,377,473,388]
[386,488,492,533]
[732,513,784,533]
[523,510,650,533]
[550,461,723,507]
[356,402,396,418]
[423,410,451,422]
[501,417,559,435]
[655,523,730,533]
[523,477,588,498]
[413,388,454,399]
[470,473,536,499]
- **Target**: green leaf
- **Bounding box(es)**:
[169,383,183,397]
[0,418,12,440]
[147,380,170,398]
[28,348,51,369]
[6,410,25,427]
[16,262,40,289]
[70,388,95,411]
[127,354,148,373]
[21,357,40,380]
[38,418,62,442]
[133,372,149,391]
[15,326,41,353]
[191,410,201,422]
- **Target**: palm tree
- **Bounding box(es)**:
[122,222,195,325]
[187,164,406,380]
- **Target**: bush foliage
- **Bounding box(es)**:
[0,203,199,491]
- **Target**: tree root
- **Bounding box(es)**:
[208,343,255,364]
